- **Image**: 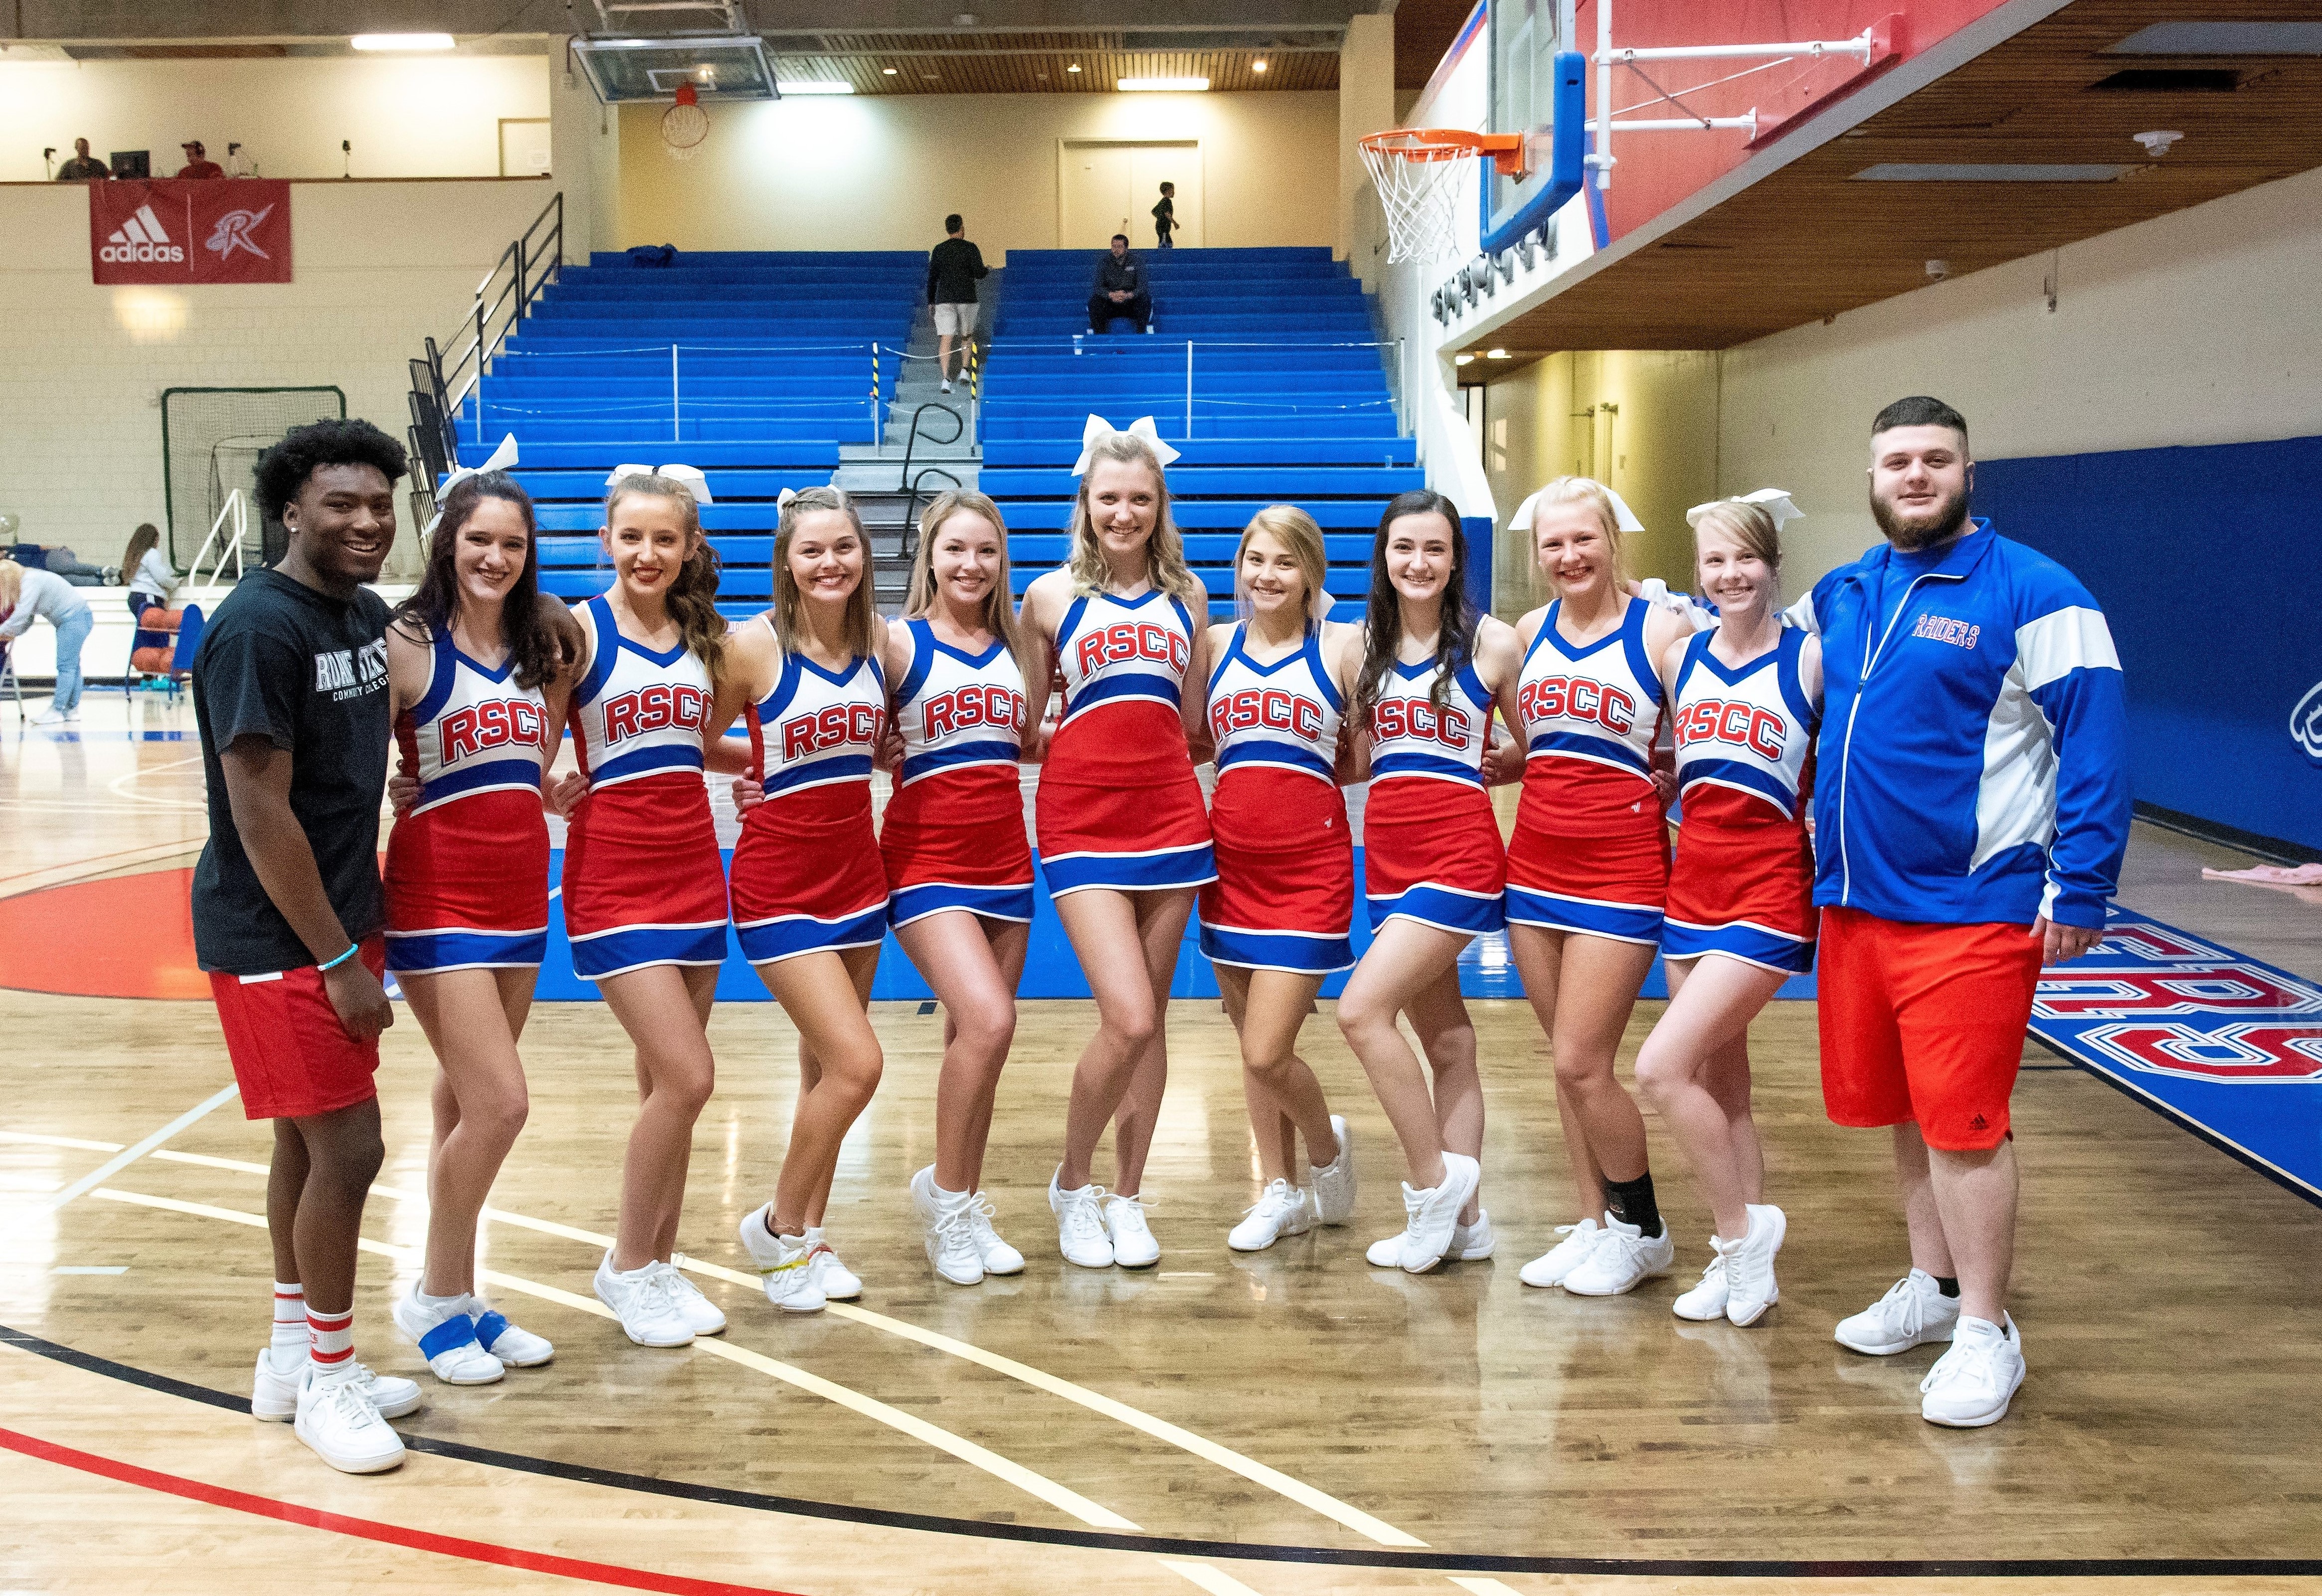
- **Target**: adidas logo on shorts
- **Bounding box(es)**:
[100,203,185,264]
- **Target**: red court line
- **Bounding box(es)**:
[0,1426,807,1596]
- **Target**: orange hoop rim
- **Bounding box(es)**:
[1359,127,1527,175]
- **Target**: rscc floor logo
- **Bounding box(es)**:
[2295,680,2322,768]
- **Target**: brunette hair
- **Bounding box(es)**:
[1066,430,1204,604]
[121,523,161,582]
[1353,489,1476,725]
[773,486,877,662]
[392,473,566,690]
[906,489,1028,680]
[604,474,724,681]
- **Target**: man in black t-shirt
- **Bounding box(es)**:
[927,213,987,394]
[191,416,421,1476]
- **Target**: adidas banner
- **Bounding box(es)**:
[89,179,292,285]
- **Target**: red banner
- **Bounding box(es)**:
[89,179,293,285]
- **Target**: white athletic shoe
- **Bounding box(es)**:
[1228,1178,1310,1252]
[1835,1268,1960,1356]
[803,1229,862,1301]
[1310,1114,1357,1225]
[967,1192,1025,1275]
[1451,1210,1495,1260]
[466,1295,554,1367]
[252,1346,305,1421]
[940,379,953,393]
[1562,1213,1676,1296]
[391,1286,506,1385]
[32,708,75,727]
[1920,1314,2025,1427]
[736,1206,827,1313]
[912,1165,984,1286]
[592,1252,694,1347]
[1518,1219,1603,1288]
[1723,1204,1786,1327]
[655,1262,728,1334]
[1397,1151,1481,1274]
[294,1366,406,1474]
[1049,1168,1114,1268]
[1105,1192,1161,1268]
[333,1361,421,1419]
[1671,1239,1733,1323]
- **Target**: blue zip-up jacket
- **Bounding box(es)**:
[1799,521,2129,930]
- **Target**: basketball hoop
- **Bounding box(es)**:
[1359,128,1526,263]
[662,81,710,163]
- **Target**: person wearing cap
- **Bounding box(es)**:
[178,140,225,179]
[56,139,111,181]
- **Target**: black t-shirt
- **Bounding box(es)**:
[1152,196,1175,233]
[190,568,391,975]
[927,237,987,304]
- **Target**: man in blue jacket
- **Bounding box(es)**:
[1801,395,2128,1428]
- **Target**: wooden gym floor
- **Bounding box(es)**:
[3,696,2319,1596]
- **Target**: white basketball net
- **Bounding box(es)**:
[662,101,710,162]
[1360,131,1475,264]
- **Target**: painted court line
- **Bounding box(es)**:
[40,1086,239,1213]
[87,1186,1140,1534]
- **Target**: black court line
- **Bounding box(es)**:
[8,1323,2318,1580]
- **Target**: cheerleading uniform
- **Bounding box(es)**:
[1035,585,1216,896]
[560,597,728,980]
[1504,597,1670,944]
[1197,624,1353,975]
[881,619,1034,927]
[1662,627,1818,973]
[384,628,550,973]
[1361,656,1505,936]
[729,618,891,964]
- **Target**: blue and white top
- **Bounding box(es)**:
[395,627,548,815]
[567,595,713,789]
[1055,586,1198,722]
[1516,597,1662,787]
[891,618,1027,787]
[749,614,887,798]
[1206,623,1342,783]
[1367,655,1492,785]
[1798,520,2128,928]
[1671,626,1818,820]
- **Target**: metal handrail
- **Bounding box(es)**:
[900,466,964,561]
[186,490,248,588]
[411,190,562,463]
[896,400,965,558]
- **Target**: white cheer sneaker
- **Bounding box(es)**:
[1397,1152,1481,1274]
[1368,1207,1494,1267]
[593,1253,694,1346]
[1518,1219,1602,1288]
[912,1165,984,1286]
[966,1191,1025,1275]
[1561,1213,1675,1296]
[1228,1178,1313,1252]
[467,1294,554,1367]
[1835,1268,1960,1356]
[1722,1204,1786,1327]
[737,1206,827,1313]
[252,1349,422,1422]
[391,1286,505,1385]
[803,1229,862,1301]
[1049,1168,1114,1268]
[294,1365,406,1474]
[1919,1313,2025,1427]
[1105,1192,1161,1268]
[1309,1114,1357,1225]
[1671,1239,1734,1323]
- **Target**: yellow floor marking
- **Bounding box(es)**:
[86,1186,1140,1533]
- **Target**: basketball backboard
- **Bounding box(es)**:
[1481,0,1587,254]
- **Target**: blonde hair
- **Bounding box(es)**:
[1066,430,1204,604]
[906,489,1029,682]
[1233,505,1328,623]
[1685,497,1783,575]
[1527,475,1629,589]
[0,558,21,616]
[773,486,877,662]
[603,474,724,681]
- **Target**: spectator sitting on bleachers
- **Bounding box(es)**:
[56,139,110,181]
[176,140,224,179]
[1088,235,1152,334]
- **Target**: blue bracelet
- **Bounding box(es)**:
[318,943,361,972]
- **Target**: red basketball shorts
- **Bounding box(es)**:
[1816,907,2042,1152]
[208,937,388,1120]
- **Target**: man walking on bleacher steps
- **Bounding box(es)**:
[928,213,987,395]
[1088,234,1151,334]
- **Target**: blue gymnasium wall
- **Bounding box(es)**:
[1974,434,2322,856]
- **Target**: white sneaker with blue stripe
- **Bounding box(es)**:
[392,1286,506,1385]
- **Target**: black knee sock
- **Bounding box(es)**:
[1604,1172,1661,1237]
[1934,1275,1961,1299]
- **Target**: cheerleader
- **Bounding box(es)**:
[712,487,891,1313]
[1336,490,1526,1274]
[1498,477,1694,1297]
[561,470,737,1348]
[1195,507,1361,1252]
[882,492,1036,1286]
[1633,493,1819,1326]
[380,468,565,1383]
[1020,418,1216,1269]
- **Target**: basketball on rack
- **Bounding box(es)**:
[662,82,711,163]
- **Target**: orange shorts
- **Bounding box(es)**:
[1816,907,2041,1151]
[207,937,387,1120]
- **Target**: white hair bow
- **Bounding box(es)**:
[424,433,519,537]
[1510,482,1645,534]
[1688,487,1803,529]
[605,462,715,505]
[1072,414,1182,476]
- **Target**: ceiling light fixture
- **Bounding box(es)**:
[351,32,453,51]
[1486,348,1509,359]
[2133,129,2184,156]
[1119,76,1210,92]
[777,80,854,94]
[1252,58,1269,73]
[1454,353,1475,365]
[1067,63,1082,73]
[882,66,897,75]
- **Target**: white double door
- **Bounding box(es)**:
[1059,141,1202,250]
